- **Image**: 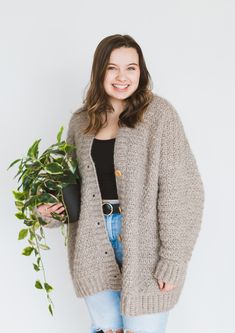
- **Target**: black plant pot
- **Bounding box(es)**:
[61,180,81,223]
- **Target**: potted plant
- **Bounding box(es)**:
[7,126,80,316]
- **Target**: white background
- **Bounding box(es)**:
[1,0,234,332]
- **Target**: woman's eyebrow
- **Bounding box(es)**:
[107,62,139,66]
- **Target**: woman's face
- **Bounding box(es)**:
[103,47,140,106]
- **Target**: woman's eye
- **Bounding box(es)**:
[107,66,136,70]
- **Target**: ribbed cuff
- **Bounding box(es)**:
[153,258,188,285]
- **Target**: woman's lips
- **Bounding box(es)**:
[112,84,129,91]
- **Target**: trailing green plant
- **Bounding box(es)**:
[7,126,79,316]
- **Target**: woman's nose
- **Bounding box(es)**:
[116,71,128,81]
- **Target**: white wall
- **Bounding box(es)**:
[1,0,234,332]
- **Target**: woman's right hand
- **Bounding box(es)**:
[37,203,65,219]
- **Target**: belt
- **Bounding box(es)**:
[102,202,121,216]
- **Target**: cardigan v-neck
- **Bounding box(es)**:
[65,93,205,316]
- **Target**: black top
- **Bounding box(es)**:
[91,138,118,199]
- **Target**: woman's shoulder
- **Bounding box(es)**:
[73,105,87,115]
[68,105,87,127]
[70,105,86,119]
[148,93,180,124]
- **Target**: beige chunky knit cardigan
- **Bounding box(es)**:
[53,94,204,316]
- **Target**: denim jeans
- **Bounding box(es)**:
[84,211,170,333]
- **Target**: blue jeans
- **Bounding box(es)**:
[84,212,170,333]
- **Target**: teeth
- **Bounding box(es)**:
[113,84,129,89]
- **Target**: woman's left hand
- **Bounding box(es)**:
[157,280,176,291]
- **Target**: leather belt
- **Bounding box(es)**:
[102,202,121,216]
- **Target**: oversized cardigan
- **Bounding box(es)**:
[60,93,204,316]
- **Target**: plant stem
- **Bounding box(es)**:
[32,223,55,311]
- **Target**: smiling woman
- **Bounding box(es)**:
[37,34,204,333]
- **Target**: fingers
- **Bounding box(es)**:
[47,203,65,215]
[158,281,164,290]
[55,205,65,214]
[157,280,176,292]
[37,203,65,217]
[46,203,65,216]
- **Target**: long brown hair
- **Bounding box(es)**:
[79,34,154,135]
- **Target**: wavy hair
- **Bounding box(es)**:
[79,34,154,135]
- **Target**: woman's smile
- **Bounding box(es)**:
[112,83,130,91]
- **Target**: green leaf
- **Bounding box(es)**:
[35,280,43,289]
[23,219,34,227]
[15,168,27,181]
[27,139,41,159]
[23,196,38,208]
[50,212,64,221]
[18,228,28,240]
[28,239,36,246]
[44,163,64,174]
[7,158,21,170]
[15,200,24,209]
[29,228,35,240]
[33,263,40,272]
[36,233,42,241]
[44,282,53,293]
[37,217,48,226]
[30,182,41,196]
[37,193,58,204]
[30,161,42,170]
[57,126,64,143]
[22,246,34,256]
[63,143,76,154]
[15,212,27,220]
[43,180,58,191]
[38,154,47,164]
[24,193,58,209]
[22,175,34,192]
[12,190,26,200]
[48,304,53,316]
[67,159,77,174]
[51,157,64,165]
[38,243,50,250]
[39,227,45,238]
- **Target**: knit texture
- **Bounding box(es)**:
[64,94,204,316]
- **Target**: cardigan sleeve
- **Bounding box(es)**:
[153,101,205,286]
[66,112,77,160]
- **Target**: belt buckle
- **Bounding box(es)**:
[102,202,113,216]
